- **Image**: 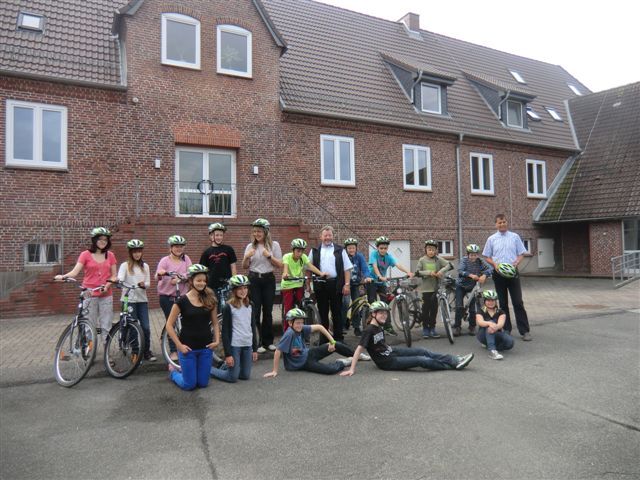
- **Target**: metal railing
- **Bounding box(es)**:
[611,251,640,288]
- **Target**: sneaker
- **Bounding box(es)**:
[455,353,474,370]
[268,344,277,352]
[480,343,487,349]
[338,357,352,366]
[430,329,441,339]
[422,329,430,338]
[453,327,462,337]
[354,327,362,336]
[257,346,267,354]
[521,332,532,341]
[468,325,476,335]
[145,351,157,362]
[358,352,371,361]
[489,350,504,360]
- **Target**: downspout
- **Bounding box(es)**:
[456,133,464,258]
[410,70,424,103]
[497,90,512,121]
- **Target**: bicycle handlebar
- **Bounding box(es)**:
[108,280,142,290]
[283,275,327,283]
[164,271,186,281]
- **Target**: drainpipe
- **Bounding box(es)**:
[498,90,512,120]
[456,133,464,258]
[410,70,424,103]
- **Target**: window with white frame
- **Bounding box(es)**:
[320,135,355,186]
[18,12,45,31]
[526,106,541,121]
[175,147,236,216]
[546,107,562,121]
[567,84,582,96]
[509,70,526,84]
[506,100,523,128]
[522,239,532,255]
[161,13,200,69]
[403,145,431,190]
[6,100,67,170]
[217,25,252,77]
[470,153,494,194]
[526,159,547,198]
[25,243,60,265]
[421,82,442,114]
[437,240,454,256]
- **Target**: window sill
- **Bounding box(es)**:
[470,190,495,196]
[5,163,68,172]
[320,181,356,189]
[161,61,201,70]
[527,194,547,199]
[403,186,432,192]
[217,69,252,79]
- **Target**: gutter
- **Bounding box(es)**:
[455,133,464,257]
[497,90,512,120]
[0,69,127,92]
[409,69,424,104]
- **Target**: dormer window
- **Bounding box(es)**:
[509,70,526,84]
[526,106,541,121]
[161,13,200,69]
[546,107,562,121]
[568,84,582,96]
[17,12,44,32]
[217,25,252,78]
[420,82,442,114]
[506,100,523,128]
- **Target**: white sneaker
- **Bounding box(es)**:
[338,357,353,366]
[358,352,371,361]
[268,344,277,352]
[489,350,503,360]
[257,346,267,354]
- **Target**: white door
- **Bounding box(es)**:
[369,240,411,278]
[537,238,555,268]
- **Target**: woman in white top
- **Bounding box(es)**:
[242,218,282,353]
[117,239,153,361]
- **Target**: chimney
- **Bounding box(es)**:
[398,12,420,32]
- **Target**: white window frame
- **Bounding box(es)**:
[217,25,252,78]
[546,107,562,121]
[470,153,494,195]
[522,239,532,255]
[526,106,541,121]
[174,147,237,218]
[526,159,547,198]
[5,100,67,170]
[509,70,526,84]
[18,12,44,31]
[567,84,582,96]
[24,242,60,265]
[437,240,454,257]
[420,82,442,114]
[402,144,432,191]
[505,100,524,128]
[320,135,355,187]
[161,13,201,69]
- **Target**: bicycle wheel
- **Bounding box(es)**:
[303,304,321,347]
[104,320,144,378]
[359,303,370,330]
[53,319,97,387]
[161,316,182,371]
[397,298,412,347]
[446,288,456,312]
[389,298,404,332]
[407,297,421,329]
[439,297,455,344]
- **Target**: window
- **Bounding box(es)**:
[509,70,526,84]
[470,153,494,195]
[25,243,59,265]
[420,82,442,114]
[175,147,236,216]
[402,145,431,190]
[217,25,252,77]
[522,239,532,255]
[5,100,67,170]
[546,107,562,121]
[18,12,44,31]
[568,84,582,96]
[526,159,547,198]
[320,135,355,186]
[437,240,454,257]
[161,13,200,69]
[506,100,523,128]
[526,106,541,121]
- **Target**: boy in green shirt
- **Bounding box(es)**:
[415,239,451,338]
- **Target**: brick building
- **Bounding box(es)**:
[1,0,632,316]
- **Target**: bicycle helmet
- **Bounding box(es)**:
[251,218,270,230]
[167,235,187,246]
[370,301,391,313]
[482,290,498,300]
[91,227,112,238]
[291,238,307,249]
[285,308,307,322]
[187,264,209,278]
[343,238,358,247]
[424,239,438,248]
[466,244,480,253]
[208,223,226,233]
[497,262,517,278]
[375,236,390,246]
[126,239,144,249]
[229,274,250,288]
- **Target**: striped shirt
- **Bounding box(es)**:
[482,231,526,264]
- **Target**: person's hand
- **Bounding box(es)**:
[170,278,178,285]
[245,248,256,259]
[262,249,271,258]
[137,281,146,288]
[407,272,414,278]
[380,276,388,282]
[342,284,350,295]
[340,369,355,377]
[435,271,443,278]
[364,277,372,283]
[321,272,330,277]
[207,340,219,350]
[54,274,64,281]
[252,352,258,362]
[178,344,192,355]
[263,371,278,378]
[478,275,486,285]
[470,274,479,281]
[328,343,336,353]
[225,356,234,368]
[157,269,166,277]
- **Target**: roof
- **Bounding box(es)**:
[535,82,640,223]
[0,0,127,88]
[262,0,589,150]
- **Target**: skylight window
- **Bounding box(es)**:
[526,106,541,121]
[18,12,44,31]
[509,70,526,84]
[567,84,582,96]
[546,107,562,121]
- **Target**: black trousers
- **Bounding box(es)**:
[315,278,344,342]
[492,272,530,335]
[249,272,276,347]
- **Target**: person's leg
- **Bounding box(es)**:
[170,350,197,390]
[328,285,344,341]
[507,277,530,335]
[238,346,253,380]
[98,296,114,345]
[281,288,295,333]
[468,292,478,328]
[261,275,276,347]
[392,346,457,370]
[496,331,514,351]
[303,346,345,375]
[476,327,488,347]
[493,273,512,333]
[196,348,213,388]
[421,292,430,335]
[210,346,241,383]
[250,277,265,346]
[454,285,466,328]
[425,292,438,330]
[315,282,331,343]
[484,330,497,351]
[132,303,151,355]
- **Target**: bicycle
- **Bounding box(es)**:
[454,281,483,336]
[103,280,145,378]
[435,275,456,344]
[345,282,372,333]
[52,278,102,387]
[281,275,322,347]
[381,276,415,347]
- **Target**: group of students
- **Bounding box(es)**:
[55,215,525,390]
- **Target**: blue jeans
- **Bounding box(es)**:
[303,342,354,374]
[375,347,457,371]
[170,348,213,390]
[128,302,150,354]
[454,285,478,328]
[210,346,253,383]
[477,328,514,351]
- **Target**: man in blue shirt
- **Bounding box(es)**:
[482,214,531,341]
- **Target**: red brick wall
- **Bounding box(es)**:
[589,221,623,276]
[560,223,590,273]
